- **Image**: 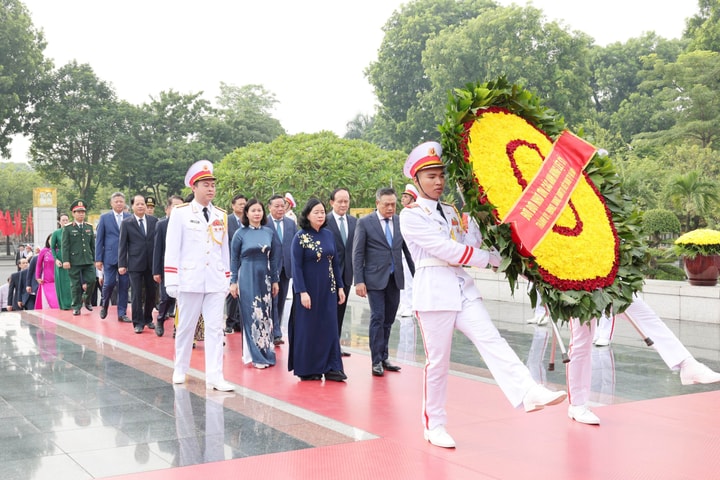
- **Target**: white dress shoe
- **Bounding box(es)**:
[593,337,610,347]
[423,425,456,448]
[207,379,235,391]
[568,404,600,425]
[172,371,186,384]
[526,314,543,324]
[680,358,720,385]
[523,384,567,412]
[253,363,268,369]
[536,315,548,326]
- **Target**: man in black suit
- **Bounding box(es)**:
[153,195,184,337]
[326,187,356,357]
[353,187,409,377]
[119,194,158,334]
[24,254,39,310]
[8,258,29,310]
[267,194,298,345]
[224,194,247,334]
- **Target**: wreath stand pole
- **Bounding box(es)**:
[546,306,570,370]
[619,311,654,346]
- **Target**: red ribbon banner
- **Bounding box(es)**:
[502,131,596,256]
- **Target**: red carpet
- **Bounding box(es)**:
[30,308,720,480]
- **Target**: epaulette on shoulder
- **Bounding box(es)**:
[175,203,190,208]
[215,206,227,213]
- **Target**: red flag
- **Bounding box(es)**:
[0,212,6,236]
[26,210,33,235]
[3,211,10,236]
[14,210,22,236]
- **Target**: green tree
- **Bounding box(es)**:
[215,132,406,209]
[344,113,374,141]
[620,50,720,148]
[112,90,214,198]
[365,0,498,150]
[0,0,51,157]
[423,5,595,131]
[685,0,720,52]
[0,162,42,212]
[205,83,285,156]
[29,61,122,203]
[590,33,683,128]
[664,170,720,230]
[641,208,681,247]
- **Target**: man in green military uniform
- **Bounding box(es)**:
[62,200,96,315]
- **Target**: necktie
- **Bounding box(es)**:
[384,218,393,246]
[139,218,145,236]
[338,216,347,245]
[437,203,448,222]
[116,214,122,229]
[384,218,394,273]
[203,207,209,222]
[275,220,283,242]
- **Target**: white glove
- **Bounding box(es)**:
[488,248,502,268]
[166,286,178,298]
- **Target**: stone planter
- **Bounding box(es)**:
[683,254,720,286]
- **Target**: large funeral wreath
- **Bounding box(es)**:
[439,77,647,324]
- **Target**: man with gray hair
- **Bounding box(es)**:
[95,192,131,322]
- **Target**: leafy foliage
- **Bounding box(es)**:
[28,61,122,203]
[641,208,681,246]
[0,0,51,157]
[214,132,406,210]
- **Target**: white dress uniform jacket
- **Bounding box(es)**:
[399,197,499,312]
[164,201,230,293]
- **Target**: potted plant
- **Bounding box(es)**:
[672,229,720,286]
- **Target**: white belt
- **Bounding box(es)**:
[416,258,458,268]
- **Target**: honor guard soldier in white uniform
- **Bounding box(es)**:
[399,141,567,449]
[566,295,720,425]
[165,160,234,392]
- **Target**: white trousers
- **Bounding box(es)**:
[174,291,226,383]
[567,296,692,405]
[417,297,536,430]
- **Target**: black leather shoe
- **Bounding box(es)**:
[341,350,351,357]
[156,321,165,337]
[324,370,347,382]
[382,361,401,372]
[99,307,107,319]
[84,303,93,312]
[299,374,322,381]
[372,363,384,377]
[134,325,143,334]
[72,308,81,316]
[273,337,285,345]
[118,315,132,323]
[146,322,156,329]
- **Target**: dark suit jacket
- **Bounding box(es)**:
[118,215,157,272]
[152,217,169,277]
[26,256,39,295]
[326,213,357,288]
[8,270,25,309]
[95,210,130,266]
[267,216,297,277]
[353,213,406,291]
[227,214,243,245]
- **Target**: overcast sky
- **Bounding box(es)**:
[6,0,700,162]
